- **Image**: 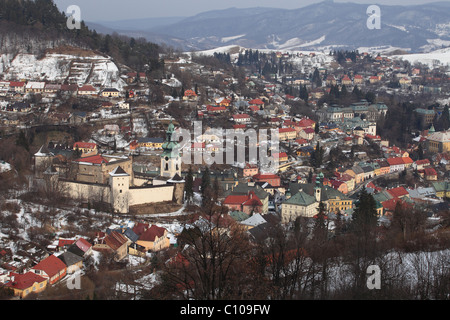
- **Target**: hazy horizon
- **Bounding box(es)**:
[53,0,449,22]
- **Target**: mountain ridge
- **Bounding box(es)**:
[87,1,450,53]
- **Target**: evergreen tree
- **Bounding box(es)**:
[313,201,328,242]
[184,166,194,205]
[351,187,378,235]
[200,167,211,206]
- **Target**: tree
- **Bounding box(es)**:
[184,166,194,205]
[200,167,211,207]
[311,142,324,168]
[351,187,378,235]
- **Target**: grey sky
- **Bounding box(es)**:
[53,0,447,22]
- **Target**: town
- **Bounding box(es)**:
[0,38,449,299]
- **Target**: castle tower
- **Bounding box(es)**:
[109,166,130,214]
[160,121,181,178]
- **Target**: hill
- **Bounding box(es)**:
[0,0,163,76]
[89,1,450,53]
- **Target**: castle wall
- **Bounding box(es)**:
[129,185,174,206]
[61,180,111,203]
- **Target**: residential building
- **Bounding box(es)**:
[5,272,48,298]
[30,254,67,285]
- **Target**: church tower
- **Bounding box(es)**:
[160,121,181,178]
[314,172,323,203]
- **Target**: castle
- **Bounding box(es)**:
[34,122,185,214]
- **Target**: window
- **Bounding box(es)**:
[119,190,122,193]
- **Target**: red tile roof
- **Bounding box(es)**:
[32,255,66,278]
[73,154,108,164]
[279,127,296,133]
[6,272,47,290]
[74,238,92,253]
[249,98,264,105]
[73,142,96,149]
[105,231,129,251]
[387,186,409,198]
[415,159,430,165]
[387,157,405,166]
[138,225,167,242]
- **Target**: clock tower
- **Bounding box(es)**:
[160,121,181,178]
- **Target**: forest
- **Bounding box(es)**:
[0,0,164,76]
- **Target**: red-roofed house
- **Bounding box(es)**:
[252,173,281,187]
[78,84,97,95]
[414,159,431,170]
[223,191,263,215]
[30,254,67,285]
[5,272,48,298]
[73,154,109,165]
[206,105,226,113]
[183,89,198,101]
[330,180,348,194]
[273,152,288,162]
[104,231,131,261]
[382,198,412,216]
[9,81,25,93]
[233,114,250,123]
[402,157,414,168]
[278,127,297,140]
[353,74,364,84]
[300,127,315,140]
[295,118,316,129]
[424,167,438,181]
[136,225,170,252]
[249,98,265,106]
[387,186,409,199]
[243,163,259,177]
[387,157,405,173]
[73,141,97,157]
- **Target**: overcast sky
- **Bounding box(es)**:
[53,0,447,21]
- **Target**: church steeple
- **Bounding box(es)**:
[160,121,181,178]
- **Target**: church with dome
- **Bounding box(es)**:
[33,122,185,214]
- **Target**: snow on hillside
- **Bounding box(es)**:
[391,47,450,68]
[1,52,126,89]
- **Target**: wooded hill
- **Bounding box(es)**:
[0,0,164,75]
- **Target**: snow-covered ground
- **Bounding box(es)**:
[1,52,126,89]
[391,47,450,68]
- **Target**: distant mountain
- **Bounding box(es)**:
[88,1,450,53]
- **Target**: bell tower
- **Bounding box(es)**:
[160,121,181,178]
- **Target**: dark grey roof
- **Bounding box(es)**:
[67,243,85,257]
[123,228,139,243]
[57,251,83,266]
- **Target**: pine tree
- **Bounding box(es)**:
[200,167,211,206]
[351,187,378,235]
[184,166,194,205]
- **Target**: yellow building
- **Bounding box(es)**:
[6,272,48,299]
[427,130,450,153]
[278,127,297,141]
[101,88,120,97]
[73,142,98,157]
[135,225,170,252]
[137,137,164,149]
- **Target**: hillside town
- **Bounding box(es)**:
[0,43,449,300]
